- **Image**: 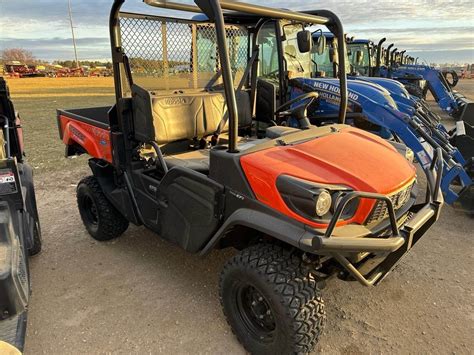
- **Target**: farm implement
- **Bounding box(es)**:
[56,0,443,353]
[0,77,42,351]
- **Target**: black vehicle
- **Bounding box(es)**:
[57,0,442,353]
[0,77,42,351]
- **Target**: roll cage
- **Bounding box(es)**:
[108,0,348,154]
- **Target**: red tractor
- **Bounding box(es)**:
[56,0,443,352]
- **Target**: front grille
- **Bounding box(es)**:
[365,183,414,225]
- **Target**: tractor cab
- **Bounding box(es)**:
[347,39,375,76]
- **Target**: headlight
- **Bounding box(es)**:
[405,147,414,163]
[276,175,359,223]
[315,190,332,216]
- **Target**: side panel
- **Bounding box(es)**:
[59,115,113,163]
[157,167,224,253]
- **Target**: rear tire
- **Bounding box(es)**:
[77,176,129,241]
[28,221,42,256]
[220,244,325,354]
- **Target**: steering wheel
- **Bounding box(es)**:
[275,92,319,129]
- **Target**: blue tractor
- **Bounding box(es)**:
[348,37,474,127]
[282,30,473,212]
[347,37,474,165]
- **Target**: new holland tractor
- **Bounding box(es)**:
[347,37,474,165]
[349,37,474,128]
[282,31,473,212]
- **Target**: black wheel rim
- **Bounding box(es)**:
[236,284,276,343]
[82,195,99,226]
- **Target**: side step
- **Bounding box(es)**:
[0,312,27,352]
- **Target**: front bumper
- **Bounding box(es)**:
[301,148,444,286]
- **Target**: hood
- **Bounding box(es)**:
[298,77,398,110]
[240,125,416,227]
[352,76,411,100]
[242,125,415,195]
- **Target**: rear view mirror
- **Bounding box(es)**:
[297,30,312,53]
[312,34,326,56]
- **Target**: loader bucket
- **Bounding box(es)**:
[454,95,474,127]
[452,184,474,215]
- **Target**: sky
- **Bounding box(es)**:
[0,0,473,64]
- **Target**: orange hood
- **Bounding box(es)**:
[240,126,416,227]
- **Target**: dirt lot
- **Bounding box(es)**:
[5,77,474,354]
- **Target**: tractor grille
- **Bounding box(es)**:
[365,183,414,225]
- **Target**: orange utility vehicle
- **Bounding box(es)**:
[57,0,443,353]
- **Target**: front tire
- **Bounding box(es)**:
[77,176,129,241]
[220,244,325,354]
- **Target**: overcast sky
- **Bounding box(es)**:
[0,0,473,64]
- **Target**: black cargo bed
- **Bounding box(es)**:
[57,106,112,130]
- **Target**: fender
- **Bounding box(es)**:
[59,115,113,163]
[200,208,314,255]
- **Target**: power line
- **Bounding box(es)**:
[68,0,79,68]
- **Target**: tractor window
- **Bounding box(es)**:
[348,43,370,75]
[257,22,280,79]
[311,37,350,78]
[312,39,334,76]
[282,22,312,79]
[118,13,248,94]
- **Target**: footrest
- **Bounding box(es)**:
[0,312,27,352]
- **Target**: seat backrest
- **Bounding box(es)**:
[255,79,276,123]
[132,84,251,145]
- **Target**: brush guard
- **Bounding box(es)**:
[310,148,443,286]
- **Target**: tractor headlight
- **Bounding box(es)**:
[315,190,332,217]
[276,175,359,223]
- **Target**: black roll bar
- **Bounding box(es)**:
[109,0,125,102]
[111,0,348,152]
[195,0,240,152]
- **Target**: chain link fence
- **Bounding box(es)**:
[119,13,248,92]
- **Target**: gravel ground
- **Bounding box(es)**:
[22,81,474,354]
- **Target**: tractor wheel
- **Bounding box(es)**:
[220,244,326,354]
[77,176,129,241]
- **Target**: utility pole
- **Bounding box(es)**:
[68,0,79,68]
